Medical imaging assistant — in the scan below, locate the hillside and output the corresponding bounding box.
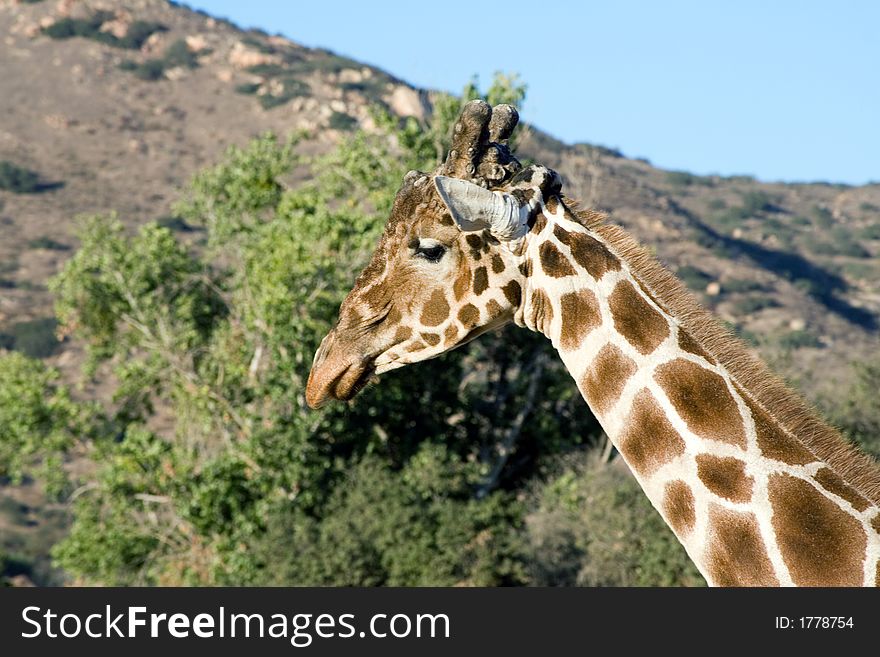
[1,0,879,584]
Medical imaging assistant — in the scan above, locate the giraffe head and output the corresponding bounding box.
[305,100,562,408]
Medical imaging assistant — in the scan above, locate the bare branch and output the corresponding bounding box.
[477,351,548,498]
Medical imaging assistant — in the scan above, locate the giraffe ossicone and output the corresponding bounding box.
[306,100,880,587]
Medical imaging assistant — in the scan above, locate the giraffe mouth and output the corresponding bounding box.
[336,360,376,401]
[306,356,376,408]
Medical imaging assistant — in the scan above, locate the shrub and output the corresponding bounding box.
[711,205,750,230]
[27,237,69,251]
[776,329,821,350]
[43,13,165,49]
[6,318,61,359]
[235,82,261,95]
[676,265,712,292]
[0,161,41,193]
[132,59,166,81]
[258,78,309,109]
[0,352,97,496]
[731,295,779,315]
[328,111,358,131]
[666,171,710,187]
[162,39,199,69]
[240,35,277,55]
[119,20,167,50]
[524,454,704,587]
[120,40,199,82]
[246,63,289,77]
[840,261,876,280]
[254,448,524,586]
[824,357,880,459]
[739,190,776,215]
[804,233,869,258]
[810,205,834,228]
[858,223,880,240]
[339,79,391,105]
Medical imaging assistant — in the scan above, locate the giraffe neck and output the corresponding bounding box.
[514,197,880,586]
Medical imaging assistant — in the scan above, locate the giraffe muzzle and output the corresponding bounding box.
[305,332,376,408]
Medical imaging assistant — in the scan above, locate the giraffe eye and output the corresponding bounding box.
[414,241,446,263]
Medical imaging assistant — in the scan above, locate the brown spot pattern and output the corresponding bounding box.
[663,481,696,537]
[529,288,554,335]
[552,225,621,279]
[420,332,440,346]
[485,299,503,318]
[814,467,871,512]
[539,241,577,278]
[705,504,779,586]
[609,280,669,355]
[872,514,880,535]
[393,326,412,343]
[453,267,472,301]
[419,290,449,326]
[655,358,746,448]
[458,303,479,329]
[678,330,716,364]
[741,392,816,466]
[559,289,601,351]
[419,289,450,327]
[386,306,402,325]
[473,266,489,295]
[696,454,754,503]
[444,324,459,344]
[617,388,686,476]
[491,254,505,274]
[502,280,522,307]
[465,234,483,251]
[768,473,867,586]
[580,344,637,416]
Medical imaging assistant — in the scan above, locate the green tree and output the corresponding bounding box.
[24,73,700,586]
[524,452,704,586]
[0,353,98,497]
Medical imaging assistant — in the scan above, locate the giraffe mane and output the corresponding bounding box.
[562,196,880,506]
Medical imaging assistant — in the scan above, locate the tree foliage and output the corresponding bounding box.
[0,353,97,497]
[824,358,880,460]
[524,454,703,586]
[3,74,702,586]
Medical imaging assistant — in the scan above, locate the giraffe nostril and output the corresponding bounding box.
[311,332,333,369]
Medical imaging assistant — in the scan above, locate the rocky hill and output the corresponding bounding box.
[1,0,879,583]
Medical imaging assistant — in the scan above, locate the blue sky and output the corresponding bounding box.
[189,1,878,185]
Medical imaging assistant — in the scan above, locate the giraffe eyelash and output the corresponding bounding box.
[412,238,447,263]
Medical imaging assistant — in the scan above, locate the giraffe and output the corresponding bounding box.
[305,100,880,586]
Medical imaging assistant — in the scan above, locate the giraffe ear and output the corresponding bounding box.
[433,176,528,240]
